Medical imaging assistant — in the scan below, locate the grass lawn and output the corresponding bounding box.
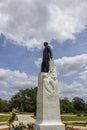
[0,115,10,122]
[61,115,87,121]
[0,113,87,122]
[61,115,87,127]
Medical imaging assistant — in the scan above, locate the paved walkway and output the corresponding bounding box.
[17,114,35,125]
[0,114,9,116]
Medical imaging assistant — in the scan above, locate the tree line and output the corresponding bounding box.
[0,87,87,114]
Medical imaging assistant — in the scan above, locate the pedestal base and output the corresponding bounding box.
[34,121,65,130]
[34,71,65,130]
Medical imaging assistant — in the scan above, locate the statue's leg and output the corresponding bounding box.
[45,59,49,72]
[41,61,45,72]
[41,59,49,72]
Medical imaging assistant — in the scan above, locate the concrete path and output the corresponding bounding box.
[17,114,35,125]
[0,114,9,116]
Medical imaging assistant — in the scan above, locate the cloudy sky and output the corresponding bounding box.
[0,0,87,101]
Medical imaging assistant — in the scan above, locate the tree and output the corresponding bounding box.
[0,98,3,112]
[0,98,11,112]
[85,103,87,113]
[60,97,73,113]
[72,97,85,112]
[10,87,37,112]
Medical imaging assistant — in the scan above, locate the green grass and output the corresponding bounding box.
[61,115,87,121]
[0,115,10,122]
[1,113,87,123]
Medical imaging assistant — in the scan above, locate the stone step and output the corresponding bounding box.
[0,125,9,130]
[67,125,87,130]
[0,122,8,126]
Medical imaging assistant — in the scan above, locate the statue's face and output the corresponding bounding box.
[44,43,46,46]
[44,42,48,46]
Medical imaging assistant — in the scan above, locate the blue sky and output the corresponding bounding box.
[0,0,87,101]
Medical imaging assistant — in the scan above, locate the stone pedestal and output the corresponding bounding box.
[34,60,65,130]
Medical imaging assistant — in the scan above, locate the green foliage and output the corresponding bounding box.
[84,103,87,113]
[60,97,86,114]
[60,97,73,113]
[19,103,24,112]
[72,97,85,112]
[0,98,11,112]
[10,87,37,112]
[8,108,17,125]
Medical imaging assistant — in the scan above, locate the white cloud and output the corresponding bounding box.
[0,69,37,98]
[55,54,87,76]
[79,67,87,82]
[35,58,42,68]
[0,0,87,49]
[59,81,87,101]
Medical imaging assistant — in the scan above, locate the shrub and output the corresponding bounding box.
[83,113,87,116]
[76,113,81,117]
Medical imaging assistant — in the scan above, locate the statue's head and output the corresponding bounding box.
[44,42,48,47]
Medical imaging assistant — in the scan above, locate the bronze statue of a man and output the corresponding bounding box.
[41,42,53,72]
